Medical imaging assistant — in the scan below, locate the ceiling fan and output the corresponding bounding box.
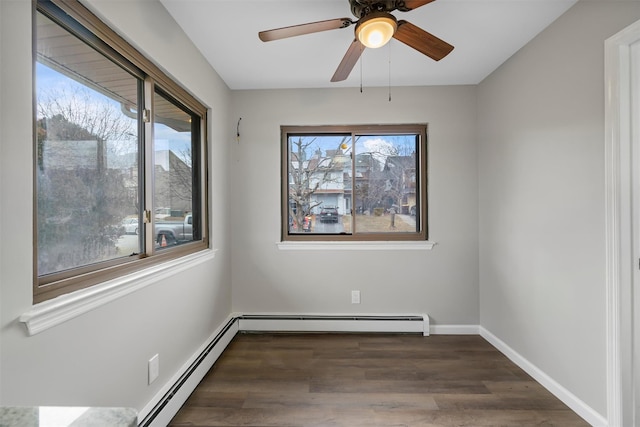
[258,0,454,82]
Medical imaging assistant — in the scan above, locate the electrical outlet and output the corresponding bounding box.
[351,290,361,304]
[148,354,159,385]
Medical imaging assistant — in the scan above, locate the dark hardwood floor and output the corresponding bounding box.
[168,333,590,426]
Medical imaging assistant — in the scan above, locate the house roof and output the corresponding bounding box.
[384,155,416,171]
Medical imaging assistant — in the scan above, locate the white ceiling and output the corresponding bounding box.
[160,0,577,90]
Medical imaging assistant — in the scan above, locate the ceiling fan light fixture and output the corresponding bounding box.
[356,12,397,49]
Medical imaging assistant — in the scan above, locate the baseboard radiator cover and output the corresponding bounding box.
[238,313,430,336]
[138,316,238,427]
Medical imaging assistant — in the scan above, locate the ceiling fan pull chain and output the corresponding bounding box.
[388,41,392,102]
[360,44,363,93]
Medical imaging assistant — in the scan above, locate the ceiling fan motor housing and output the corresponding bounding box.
[350,0,409,18]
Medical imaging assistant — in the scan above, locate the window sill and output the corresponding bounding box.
[19,249,217,336]
[276,241,436,251]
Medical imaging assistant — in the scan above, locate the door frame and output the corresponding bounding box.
[605,18,640,427]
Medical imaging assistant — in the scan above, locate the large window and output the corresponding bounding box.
[282,125,427,241]
[34,0,208,302]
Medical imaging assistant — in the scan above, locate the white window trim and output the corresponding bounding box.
[20,249,217,336]
[276,241,436,251]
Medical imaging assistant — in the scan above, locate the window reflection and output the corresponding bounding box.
[36,11,140,275]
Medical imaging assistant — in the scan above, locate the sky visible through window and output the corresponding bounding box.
[36,62,192,163]
[290,134,416,171]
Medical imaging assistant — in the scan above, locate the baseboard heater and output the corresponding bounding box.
[138,313,428,426]
[138,316,238,427]
[238,314,429,336]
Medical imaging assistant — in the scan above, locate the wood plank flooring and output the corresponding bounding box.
[168,333,590,427]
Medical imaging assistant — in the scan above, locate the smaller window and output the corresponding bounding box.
[281,125,428,241]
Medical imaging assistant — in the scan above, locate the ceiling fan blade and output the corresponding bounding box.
[331,39,365,82]
[399,0,436,11]
[259,18,353,42]
[393,20,454,61]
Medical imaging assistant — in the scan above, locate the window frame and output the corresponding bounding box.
[281,124,428,242]
[32,0,209,303]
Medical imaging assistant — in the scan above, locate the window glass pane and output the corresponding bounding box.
[286,131,421,237]
[153,90,196,248]
[36,11,140,276]
[288,134,351,234]
[353,134,419,234]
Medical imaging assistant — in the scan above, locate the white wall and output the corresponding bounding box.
[478,0,640,417]
[231,86,479,325]
[0,0,233,412]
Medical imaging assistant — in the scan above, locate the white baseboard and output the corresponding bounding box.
[430,324,479,335]
[138,315,238,427]
[237,313,430,336]
[479,326,607,427]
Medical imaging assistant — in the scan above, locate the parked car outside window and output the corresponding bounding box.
[319,206,339,223]
[121,218,138,235]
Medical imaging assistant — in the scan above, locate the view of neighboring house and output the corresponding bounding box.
[154,149,193,215]
[290,147,417,217]
[306,148,349,214]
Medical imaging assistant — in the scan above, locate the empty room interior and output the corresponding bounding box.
[1,0,640,426]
